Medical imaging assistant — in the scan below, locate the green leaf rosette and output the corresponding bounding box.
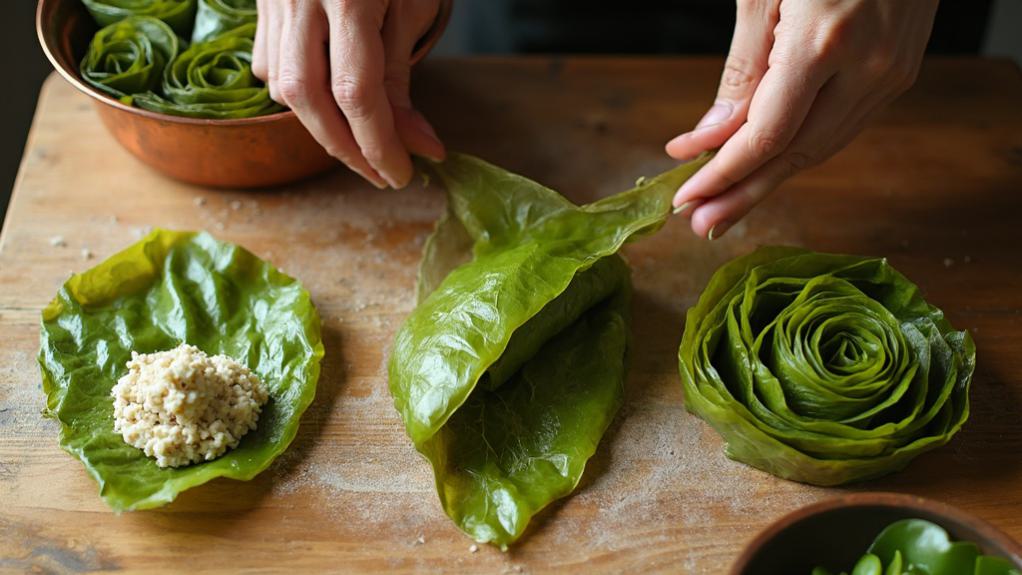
[192,0,257,43]
[39,230,324,511]
[813,519,1021,575]
[134,24,282,119]
[389,153,709,548]
[80,16,179,101]
[679,246,975,486]
[82,0,198,37]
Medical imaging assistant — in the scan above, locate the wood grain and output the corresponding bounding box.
[1,57,1021,574]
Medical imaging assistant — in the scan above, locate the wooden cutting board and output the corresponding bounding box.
[1,57,1021,574]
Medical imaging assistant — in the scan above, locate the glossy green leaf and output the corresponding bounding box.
[80,16,179,102]
[389,153,710,547]
[39,230,324,511]
[192,0,257,43]
[814,519,1021,575]
[679,247,975,485]
[82,0,198,36]
[134,24,283,119]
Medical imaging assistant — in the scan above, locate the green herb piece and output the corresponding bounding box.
[80,16,179,102]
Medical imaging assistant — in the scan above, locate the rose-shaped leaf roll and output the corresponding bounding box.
[82,0,198,36]
[812,519,1020,575]
[134,24,283,119]
[679,247,974,485]
[192,0,257,43]
[39,230,324,510]
[389,153,710,548]
[80,16,179,101]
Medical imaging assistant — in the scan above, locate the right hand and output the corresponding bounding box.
[253,0,447,189]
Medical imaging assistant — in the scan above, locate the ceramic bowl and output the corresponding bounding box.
[731,492,1022,574]
[36,0,451,188]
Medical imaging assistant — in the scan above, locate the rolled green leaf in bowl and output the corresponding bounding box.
[679,247,974,486]
[82,0,198,37]
[39,229,324,510]
[80,15,179,102]
[192,0,257,43]
[134,23,283,119]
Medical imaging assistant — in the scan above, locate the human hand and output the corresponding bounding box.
[253,0,446,189]
[666,0,938,239]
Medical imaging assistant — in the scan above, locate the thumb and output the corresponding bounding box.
[666,0,778,160]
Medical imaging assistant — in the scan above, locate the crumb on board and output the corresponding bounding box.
[230,200,242,211]
[469,544,479,553]
[415,535,425,545]
[194,197,207,207]
[49,235,67,247]
[81,248,93,260]
[943,257,954,268]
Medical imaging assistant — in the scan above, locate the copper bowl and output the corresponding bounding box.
[731,493,1022,574]
[36,0,451,188]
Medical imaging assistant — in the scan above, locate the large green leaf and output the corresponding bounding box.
[389,153,709,547]
[134,24,282,119]
[39,230,324,511]
[679,247,975,485]
[192,0,257,43]
[813,519,1021,574]
[80,16,179,101]
[82,0,198,37]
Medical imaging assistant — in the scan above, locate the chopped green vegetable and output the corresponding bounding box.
[679,247,974,485]
[813,519,1021,575]
[39,230,324,511]
[80,16,179,102]
[389,153,710,548]
[192,0,257,43]
[82,0,197,36]
[134,23,282,119]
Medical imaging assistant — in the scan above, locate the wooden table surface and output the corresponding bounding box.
[1,57,1021,574]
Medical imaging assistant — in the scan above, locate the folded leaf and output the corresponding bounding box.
[680,247,975,485]
[134,24,283,119]
[192,0,257,43]
[39,230,324,511]
[82,0,198,36]
[80,16,179,101]
[389,153,709,547]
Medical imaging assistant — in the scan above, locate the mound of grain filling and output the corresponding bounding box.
[111,343,269,468]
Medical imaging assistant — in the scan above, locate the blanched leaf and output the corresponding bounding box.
[80,16,179,101]
[389,153,709,547]
[39,230,324,511]
[680,247,974,485]
[192,0,257,43]
[82,0,198,36]
[134,24,282,119]
[814,519,1021,575]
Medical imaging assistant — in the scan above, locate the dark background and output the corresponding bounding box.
[3,0,1020,227]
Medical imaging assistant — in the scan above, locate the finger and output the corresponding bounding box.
[673,59,832,209]
[665,0,778,160]
[252,0,268,80]
[265,0,285,104]
[278,3,386,188]
[328,5,413,188]
[382,0,444,161]
[689,72,872,239]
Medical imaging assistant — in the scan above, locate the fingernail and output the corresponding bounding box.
[707,221,731,241]
[411,112,444,161]
[672,200,698,215]
[695,101,733,130]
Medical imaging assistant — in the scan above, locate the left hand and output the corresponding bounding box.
[666,0,939,239]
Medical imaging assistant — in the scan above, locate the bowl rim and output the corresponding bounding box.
[729,491,1022,575]
[36,0,453,127]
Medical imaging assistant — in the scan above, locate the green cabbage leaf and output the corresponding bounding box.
[388,153,709,548]
[80,16,179,102]
[82,0,198,36]
[192,0,257,43]
[39,230,324,511]
[680,247,974,485]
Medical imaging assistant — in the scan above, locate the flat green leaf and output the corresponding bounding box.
[192,0,257,43]
[82,0,198,36]
[80,16,179,101]
[39,230,324,511]
[389,152,709,547]
[134,24,283,119]
[680,247,974,485]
